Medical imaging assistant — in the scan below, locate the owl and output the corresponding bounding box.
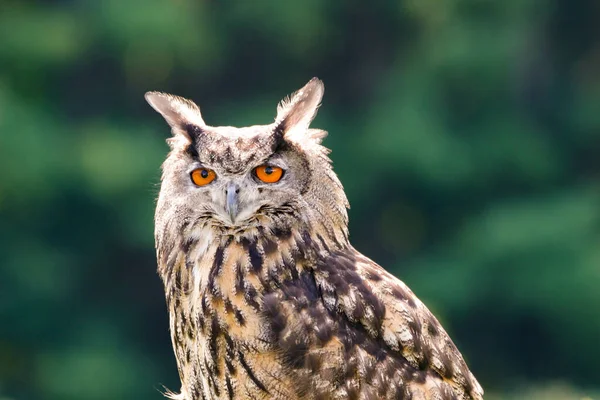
[146,78,484,400]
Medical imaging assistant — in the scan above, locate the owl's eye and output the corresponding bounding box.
[190,168,216,186]
[254,165,284,183]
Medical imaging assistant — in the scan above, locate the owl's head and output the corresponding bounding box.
[147,78,349,241]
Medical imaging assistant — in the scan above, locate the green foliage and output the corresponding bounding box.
[1,0,598,399]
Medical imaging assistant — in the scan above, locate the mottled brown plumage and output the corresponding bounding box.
[146,78,484,400]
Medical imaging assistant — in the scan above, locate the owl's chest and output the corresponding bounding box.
[170,283,302,400]
[163,230,357,399]
[166,244,303,399]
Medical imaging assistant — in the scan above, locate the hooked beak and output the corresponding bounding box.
[225,183,239,223]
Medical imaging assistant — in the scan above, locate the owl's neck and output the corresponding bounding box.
[157,215,349,301]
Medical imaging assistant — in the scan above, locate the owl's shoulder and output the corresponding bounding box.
[312,246,484,400]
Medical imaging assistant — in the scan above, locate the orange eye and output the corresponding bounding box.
[255,165,284,183]
[190,168,216,186]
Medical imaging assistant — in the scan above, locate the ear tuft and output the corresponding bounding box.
[145,92,205,136]
[275,78,324,139]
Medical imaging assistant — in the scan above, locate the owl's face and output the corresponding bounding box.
[147,78,348,234]
[160,124,313,228]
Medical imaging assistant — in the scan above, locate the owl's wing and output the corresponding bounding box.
[313,247,484,400]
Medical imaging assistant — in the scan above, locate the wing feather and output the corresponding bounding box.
[313,247,484,400]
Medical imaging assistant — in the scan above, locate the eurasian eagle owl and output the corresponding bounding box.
[146,78,483,400]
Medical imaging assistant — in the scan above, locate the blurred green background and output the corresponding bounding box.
[1,0,599,399]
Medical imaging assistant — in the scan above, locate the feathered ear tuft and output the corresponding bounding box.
[145,92,205,139]
[275,78,324,141]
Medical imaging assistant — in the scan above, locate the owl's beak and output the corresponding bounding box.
[225,183,240,223]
